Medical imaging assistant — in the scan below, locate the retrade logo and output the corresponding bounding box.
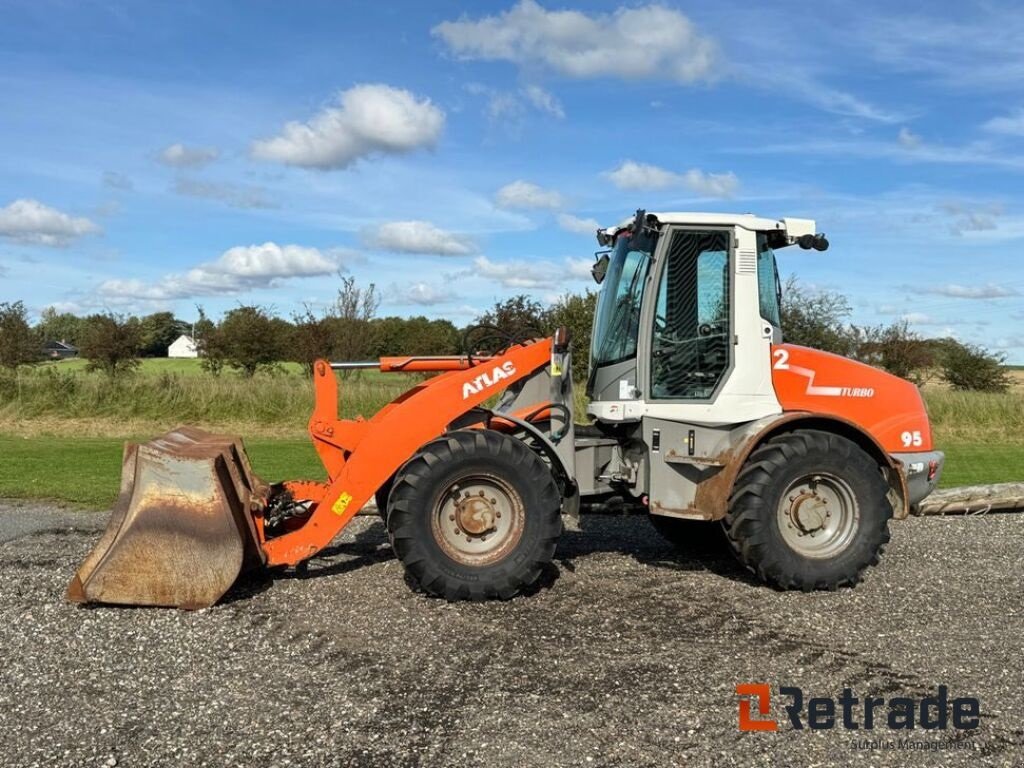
[736,684,979,732]
[737,684,778,731]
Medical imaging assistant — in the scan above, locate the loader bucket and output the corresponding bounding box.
[67,427,267,609]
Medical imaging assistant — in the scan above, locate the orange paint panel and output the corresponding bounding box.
[770,344,933,453]
[262,340,554,566]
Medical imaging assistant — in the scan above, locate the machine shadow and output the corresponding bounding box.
[231,512,758,599]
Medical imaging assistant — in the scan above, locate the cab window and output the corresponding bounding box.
[649,229,730,400]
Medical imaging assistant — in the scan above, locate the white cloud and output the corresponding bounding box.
[467,83,565,127]
[901,312,934,324]
[495,180,564,210]
[983,109,1024,136]
[473,255,591,289]
[606,161,678,190]
[605,161,739,198]
[557,213,599,235]
[522,85,564,119]
[0,199,101,246]
[565,257,595,279]
[364,220,474,256]
[433,1,718,83]
[486,91,523,122]
[937,202,1001,235]
[402,282,454,305]
[898,127,922,149]
[173,178,277,209]
[158,143,220,168]
[251,84,445,170]
[910,283,1019,299]
[474,256,548,289]
[99,242,343,301]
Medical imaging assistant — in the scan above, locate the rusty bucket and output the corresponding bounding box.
[67,427,267,609]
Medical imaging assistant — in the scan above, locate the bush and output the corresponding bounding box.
[201,306,286,378]
[476,295,548,340]
[138,312,189,357]
[79,313,142,377]
[940,342,1011,392]
[0,301,40,370]
[780,276,855,356]
[851,321,935,384]
[545,291,597,381]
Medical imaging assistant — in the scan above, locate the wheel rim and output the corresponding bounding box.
[430,473,525,566]
[776,472,859,559]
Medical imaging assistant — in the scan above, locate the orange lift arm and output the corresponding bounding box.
[263,338,554,566]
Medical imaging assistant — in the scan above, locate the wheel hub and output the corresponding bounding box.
[788,489,829,535]
[431,474,524,566]
[777,473,859,559]
[454,491,498,536]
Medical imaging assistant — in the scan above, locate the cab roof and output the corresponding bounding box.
[602,211,815,239]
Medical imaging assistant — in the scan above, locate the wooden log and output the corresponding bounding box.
[914,483,1024,516]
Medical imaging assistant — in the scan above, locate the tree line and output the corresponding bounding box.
[0,275,1012,391]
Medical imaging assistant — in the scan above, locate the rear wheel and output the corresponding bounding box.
[387,430,562,601]
[723,430,892,590]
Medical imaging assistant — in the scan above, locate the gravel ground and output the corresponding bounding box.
[1,499,1022,768]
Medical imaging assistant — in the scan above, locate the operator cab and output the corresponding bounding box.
[587,210,825,423]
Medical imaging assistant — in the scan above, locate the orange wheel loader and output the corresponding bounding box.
[68,210,944,608]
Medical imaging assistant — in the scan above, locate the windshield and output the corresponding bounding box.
[590,232,654,366]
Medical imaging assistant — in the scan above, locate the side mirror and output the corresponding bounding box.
[797,233,829,251]
[591,253,610,284]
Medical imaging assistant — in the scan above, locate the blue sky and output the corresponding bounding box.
[1,0,1022,360]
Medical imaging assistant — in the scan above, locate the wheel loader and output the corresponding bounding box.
[68,210,944,608]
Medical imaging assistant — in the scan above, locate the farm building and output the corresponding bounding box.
[167,334,198,359]
[43,340,78,359]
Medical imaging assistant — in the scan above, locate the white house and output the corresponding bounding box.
[167,334,198,359]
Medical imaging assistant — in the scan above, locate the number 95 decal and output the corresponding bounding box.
[900,430,923,447]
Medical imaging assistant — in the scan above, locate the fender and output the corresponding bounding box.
[692,411,910,522]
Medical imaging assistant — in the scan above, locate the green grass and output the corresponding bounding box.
[0,359,1020,506]
[40,358,241,376]
[938,444,1023,488]
[0,435,325,509]
[0,364,417,435]
[0,434,1019,510]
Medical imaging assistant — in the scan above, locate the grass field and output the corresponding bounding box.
[0,435,1014,509]
[0,358,1020,508]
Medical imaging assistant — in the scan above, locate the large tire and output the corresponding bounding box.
[374,476,393,524]
[387,429,562,601]
[723,430,892,591]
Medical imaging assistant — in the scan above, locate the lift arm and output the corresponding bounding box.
[262,338,555,566]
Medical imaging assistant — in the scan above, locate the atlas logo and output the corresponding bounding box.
[462,361,517,399]
[737,684,980,732]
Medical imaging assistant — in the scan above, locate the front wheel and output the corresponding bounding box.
[723,430,892,590]
[387,430,562,601]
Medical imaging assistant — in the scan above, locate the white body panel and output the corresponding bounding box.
[588,219,787,426]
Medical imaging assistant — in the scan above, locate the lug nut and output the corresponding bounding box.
[449,514,456,521]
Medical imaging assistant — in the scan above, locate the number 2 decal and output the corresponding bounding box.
[772,348,789,370]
